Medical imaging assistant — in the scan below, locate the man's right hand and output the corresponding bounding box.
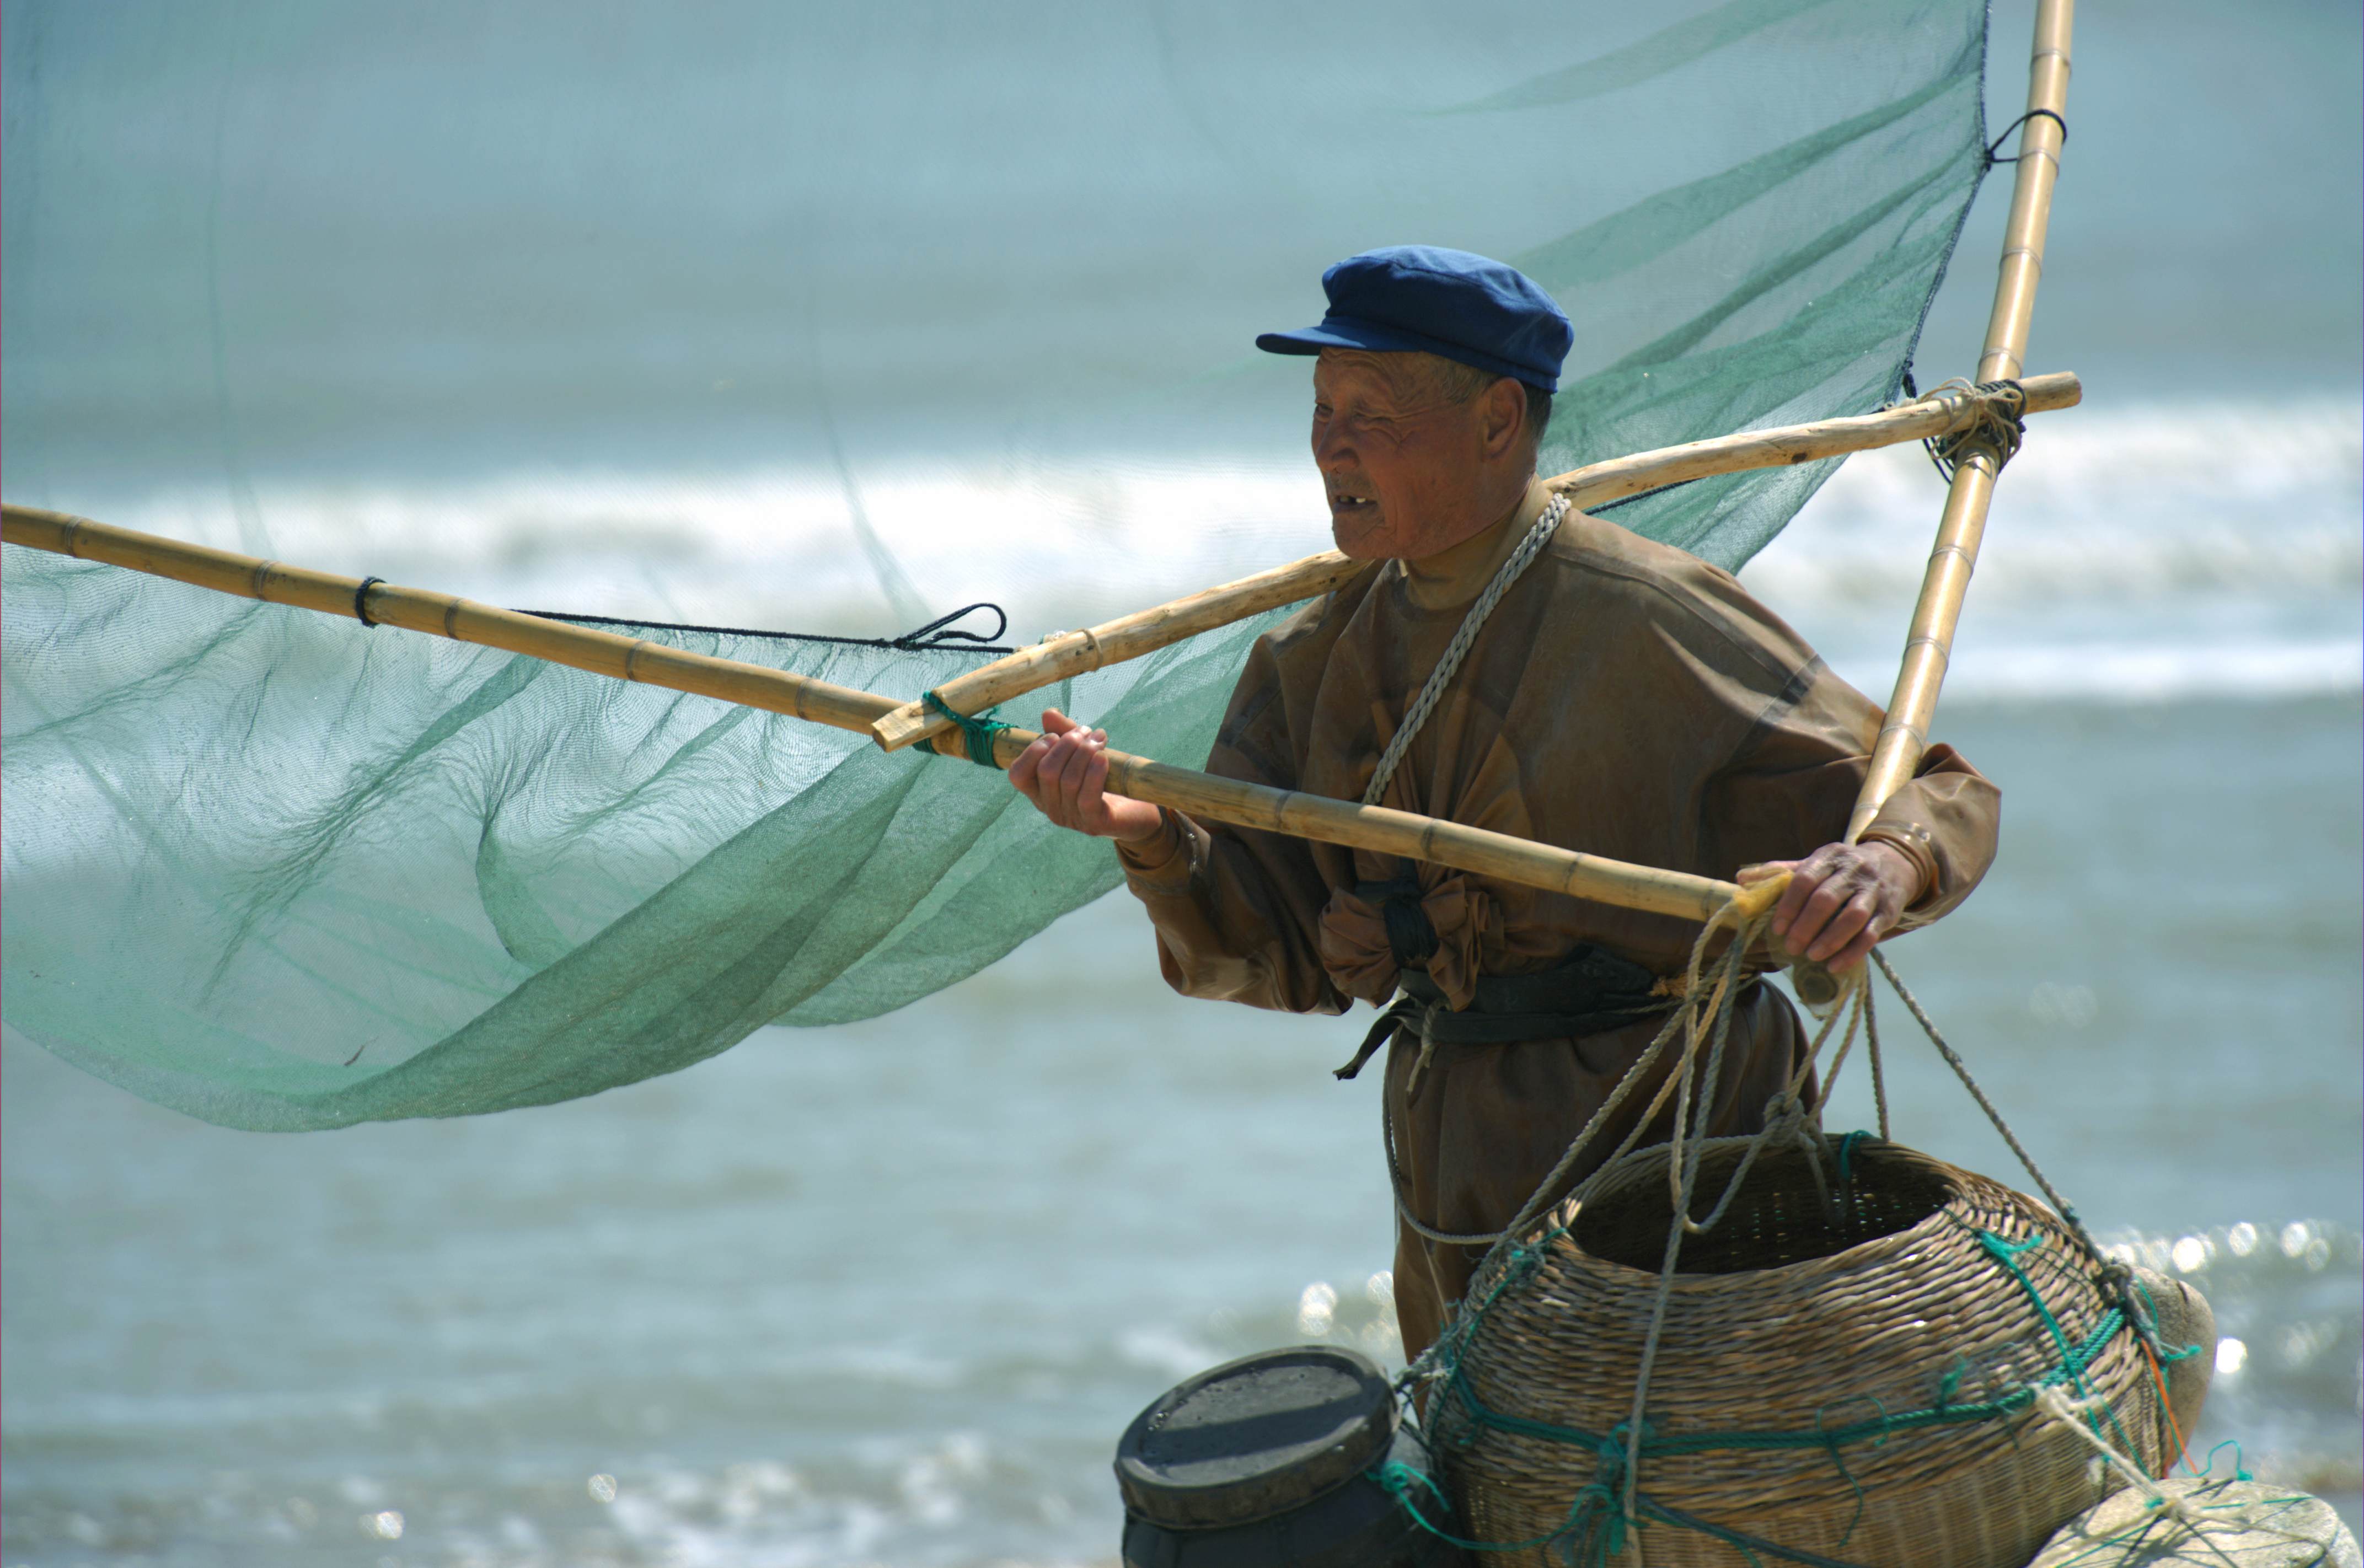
[1008,708,1167,843]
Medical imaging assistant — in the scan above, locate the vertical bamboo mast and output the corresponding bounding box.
[1845,0,2073,843]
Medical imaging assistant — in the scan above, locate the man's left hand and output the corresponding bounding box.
[1741,841,1924,972]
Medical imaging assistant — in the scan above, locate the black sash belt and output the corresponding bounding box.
[1331,943,1677,1082]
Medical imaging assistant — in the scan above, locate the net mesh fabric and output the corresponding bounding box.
[1,0,1990,1129]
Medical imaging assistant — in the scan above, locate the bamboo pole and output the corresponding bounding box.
[869,373,2081,752]
[2,503,1744,924]
[1,505,896,735]
[1843,0,2073,844]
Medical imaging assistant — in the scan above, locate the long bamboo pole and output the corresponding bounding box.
[2,506,898,734]
[1843,0,2073,843]
[870,372,2081,753]
[2,503,1745,924]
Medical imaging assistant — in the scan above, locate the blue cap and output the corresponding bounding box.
[1255,245,1573,393]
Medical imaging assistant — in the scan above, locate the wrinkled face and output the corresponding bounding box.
[1311,351,1494,560]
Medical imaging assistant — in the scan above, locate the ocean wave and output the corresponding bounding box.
[2092,1220,2362,1513]
[1822,633,2363,705]
[5,1228,2349,1565]
[1747,397,2362,608]
[26,398,2361,702]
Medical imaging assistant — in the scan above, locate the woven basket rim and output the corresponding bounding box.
[1534,1135,2000,1290]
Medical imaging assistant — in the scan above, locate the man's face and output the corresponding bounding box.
[1311,351,1492,560]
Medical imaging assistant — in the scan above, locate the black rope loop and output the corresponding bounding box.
[888,600,1007,651]
[507,600,1015,655]
[1985,109,2067,165]
[353,576,386,627]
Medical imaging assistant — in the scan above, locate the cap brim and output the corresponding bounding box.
[1253,315,1558,391]
[1253,320,1438,358]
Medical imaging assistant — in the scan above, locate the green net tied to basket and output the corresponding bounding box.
[1422,1137,2191,1568]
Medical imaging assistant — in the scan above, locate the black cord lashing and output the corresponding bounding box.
[354,576,386,627]
[1897,369,1956,485]
[508,600,1015,655]
[1929,380,2029,484]
[1985,109,2066,166]
[1891,371,1948,487]
[1951,378,2028,475]
[1890,371,2032,486]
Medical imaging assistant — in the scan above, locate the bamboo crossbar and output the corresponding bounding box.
[1845,0,2073,842]
[869,372,2081,752]
[1,503,1743,925]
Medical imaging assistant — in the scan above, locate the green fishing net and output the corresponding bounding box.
[1,0,1992,1129]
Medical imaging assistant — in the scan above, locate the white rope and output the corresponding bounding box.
[1865,983,1892,1141]
[1361,490,1572,807]
[1387,893,1760,1257]
[1618,953,1859,1522]
[1870,951,2084,1241]
[2033,1387,2208,1529]
[1360,488,1582,1248]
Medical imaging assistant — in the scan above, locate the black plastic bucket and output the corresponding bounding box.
[1114,1345,1470,1568]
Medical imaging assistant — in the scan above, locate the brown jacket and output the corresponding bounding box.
[1117,497,2000,1358]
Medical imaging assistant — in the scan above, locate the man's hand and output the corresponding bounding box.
[1008,708,1167,843]
[1741,841,1924,972]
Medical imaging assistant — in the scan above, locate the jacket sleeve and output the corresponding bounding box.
[1697,659,2001,929]
[1114,634,1352,1015]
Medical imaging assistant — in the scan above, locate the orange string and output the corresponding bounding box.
[2143,1340,2197,1478]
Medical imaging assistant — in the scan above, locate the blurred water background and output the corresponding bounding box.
[3,1,2358,1564]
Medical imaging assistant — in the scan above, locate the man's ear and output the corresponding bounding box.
[1480,376,1526,460]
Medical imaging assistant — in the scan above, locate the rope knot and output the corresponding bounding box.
[921,689,1012,767]
[2093,1259,2172,1358]
[1932,378,2028,476]
[1758,1088,1814,1150]
[1903,377,2031,484]
[1559,1424,1641,1560]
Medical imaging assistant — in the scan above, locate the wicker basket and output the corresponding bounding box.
[1430,1137,2168,1568]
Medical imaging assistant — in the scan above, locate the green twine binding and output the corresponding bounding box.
[1396,1223,2139,1563]
[1375,1456,1886,1568]
[1371,1459,1587,1556]
[1972,1228,2144,1459]
[2198,1439,2254,1484]
[2124,1272,2204,1362]
[922,689,1011,767]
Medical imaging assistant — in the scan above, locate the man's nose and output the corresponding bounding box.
[1312,418,1354,467]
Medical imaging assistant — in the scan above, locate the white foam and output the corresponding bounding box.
[45,396,2362,701]
[73,458,1328,642]
[1748,396,2362,612]
[1932,636,2361,704]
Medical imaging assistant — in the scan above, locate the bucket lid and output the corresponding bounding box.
[1114,1345,1398,1530]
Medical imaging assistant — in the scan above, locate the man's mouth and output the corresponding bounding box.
[1328,492,1376,513]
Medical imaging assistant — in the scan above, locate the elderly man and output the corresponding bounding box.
[1009,246,1999,1361]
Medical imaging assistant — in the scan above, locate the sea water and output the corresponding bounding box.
[4,1,2358,1564]
[5,427,2358,1567]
